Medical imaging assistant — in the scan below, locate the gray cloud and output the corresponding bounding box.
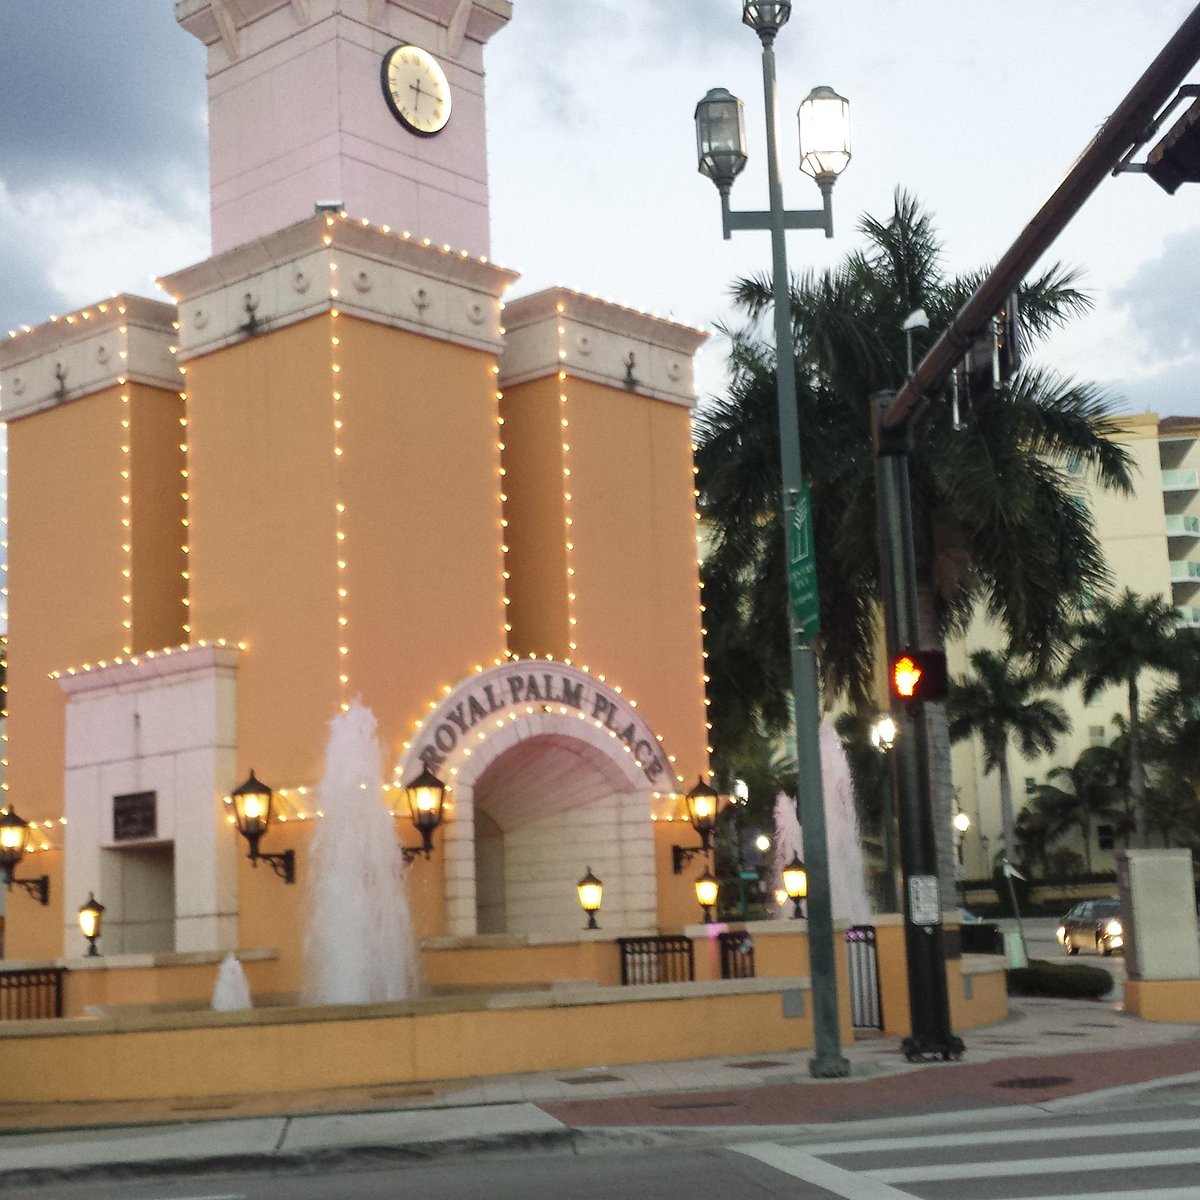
[1112,355,1200,419]
[1113,225,1200,360]
[0,215,70,335]
[0,4,206,201]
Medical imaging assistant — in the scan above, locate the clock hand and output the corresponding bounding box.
[409,76,430,111]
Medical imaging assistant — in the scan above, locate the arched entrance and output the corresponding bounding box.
[398,661,677,936]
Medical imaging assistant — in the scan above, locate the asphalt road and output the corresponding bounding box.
[22,1088,1200,1200]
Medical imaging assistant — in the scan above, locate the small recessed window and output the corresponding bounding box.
[1024,777,1036,795]
[1098,824,1115,851]
[1089,725,1106,745]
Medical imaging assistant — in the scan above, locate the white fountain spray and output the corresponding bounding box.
[302,702,419,1005]
[771,721,872,924]
[211,952,252,1011]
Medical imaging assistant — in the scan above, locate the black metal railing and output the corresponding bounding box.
[718,930,756,980]
[617,936,695,985]
[845,925,883,1030]
[0,967,65,1020]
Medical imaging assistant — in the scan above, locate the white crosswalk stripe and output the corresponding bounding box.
[732,1113,1200,1200]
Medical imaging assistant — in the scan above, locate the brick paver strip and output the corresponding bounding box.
[540,1039,1200,1126]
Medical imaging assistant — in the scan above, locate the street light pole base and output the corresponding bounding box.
[808,1052,851,1079]
[901,1034,965,1063]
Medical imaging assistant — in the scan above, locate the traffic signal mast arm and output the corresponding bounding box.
[883,3,1200,432]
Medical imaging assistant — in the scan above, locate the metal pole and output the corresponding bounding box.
[874,391,963,1062]
[885,2,1200,429]
[759,35,849,1080]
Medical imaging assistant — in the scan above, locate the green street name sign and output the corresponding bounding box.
[786,483,820,641]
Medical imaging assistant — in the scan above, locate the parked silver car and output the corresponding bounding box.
[1056,897,1124,956]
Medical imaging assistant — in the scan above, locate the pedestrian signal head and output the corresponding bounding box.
[889,649,948,704]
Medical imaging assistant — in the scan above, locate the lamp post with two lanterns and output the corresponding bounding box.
[694,0,851,1079]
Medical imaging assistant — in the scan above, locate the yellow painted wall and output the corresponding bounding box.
[498,377,571,658]
[129,390,188,652]
[653,821,709,930]
[1125,978,1200,1022]
[7,389,128,823]
[422,938,621,990]
[0,985,818,1104]
[334,317,508,760]
[183,318,342,788]
[1,849,62,959]
[563,380,709,784]
[5,382,184,961]
[183,315,507,790]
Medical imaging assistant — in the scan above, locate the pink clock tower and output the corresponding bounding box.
[176,0,512,257]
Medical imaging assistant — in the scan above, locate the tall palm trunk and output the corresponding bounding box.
[997,751,1015,864]
[1127,674,1147,848]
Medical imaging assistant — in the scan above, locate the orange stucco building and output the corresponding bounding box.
[0,0,712,980]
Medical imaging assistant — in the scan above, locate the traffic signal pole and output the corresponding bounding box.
[874,392,963,1062]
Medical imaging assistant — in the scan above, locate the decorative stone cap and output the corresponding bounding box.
[499,287,709,409]
[55,640,244,697]
[0,296,179,422]
[159,213,520,360]
[176,0,512,62]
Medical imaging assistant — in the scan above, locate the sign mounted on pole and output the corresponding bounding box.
[786,483,820,641]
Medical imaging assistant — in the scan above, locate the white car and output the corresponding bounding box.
[1056,898,1124,956]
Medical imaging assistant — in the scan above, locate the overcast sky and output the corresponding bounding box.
[1,1,1199,416]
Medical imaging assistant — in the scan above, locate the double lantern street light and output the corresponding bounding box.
[694,0,852,1079]
[227,763,449,883]
[672,778,730,925]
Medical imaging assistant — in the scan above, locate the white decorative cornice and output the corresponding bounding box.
[176,0,511,54]
[498,287,709,409]
[56,641,244,697]
[159,213,520,361]
[0,296,179,423]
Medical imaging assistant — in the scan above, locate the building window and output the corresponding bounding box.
[1098,824,1115,852]
[1024,777,1036,795]
[1089,725,1106,746]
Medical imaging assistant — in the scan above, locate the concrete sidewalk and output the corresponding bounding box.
[2,994,1200,1188]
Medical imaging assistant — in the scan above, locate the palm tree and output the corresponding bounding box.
[1061,590,1181,846]
[1031,745,1124,873]
[947,649,1070,861]
[696,192,1133,890]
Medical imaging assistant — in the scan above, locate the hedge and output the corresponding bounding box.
[1006,959,1114,999]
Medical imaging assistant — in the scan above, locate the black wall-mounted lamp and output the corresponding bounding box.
[229,770,296,884]
[0,807,50,905]
[671,777,724,874]
[397,764,446,863]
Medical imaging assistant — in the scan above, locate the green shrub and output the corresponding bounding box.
[1006,959,1114,999]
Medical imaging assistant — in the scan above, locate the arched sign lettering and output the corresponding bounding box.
[414,662,670,786]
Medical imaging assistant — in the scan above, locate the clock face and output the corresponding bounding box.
[381,44,452,136]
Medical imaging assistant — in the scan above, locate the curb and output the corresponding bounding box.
[0,1125,677,1193]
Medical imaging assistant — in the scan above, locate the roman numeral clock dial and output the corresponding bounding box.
[381,44,453,136]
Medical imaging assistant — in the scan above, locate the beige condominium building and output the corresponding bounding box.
[950,411,1200,879]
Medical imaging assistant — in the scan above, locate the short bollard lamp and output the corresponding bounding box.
[577,867,603,930]
[78,893,105,956]
[695,869,720,924]
[400,764,446,863]
[783,854,808,918]
[672,777,724,873]
[229,770,296,884]
[0,807,50,905]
